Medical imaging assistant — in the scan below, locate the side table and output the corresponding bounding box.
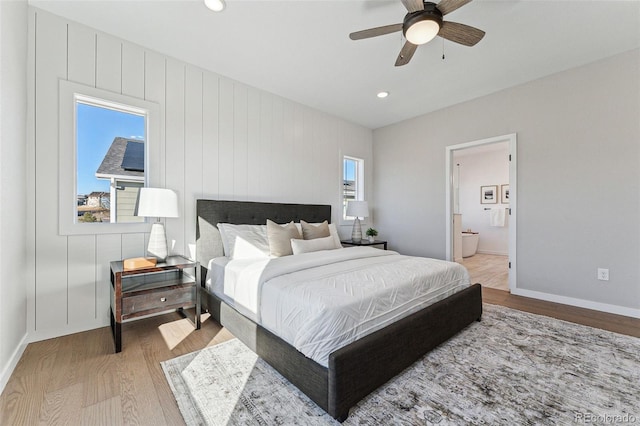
[340,239,388,250]
[109,255,200,353]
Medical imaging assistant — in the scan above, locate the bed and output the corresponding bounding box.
[196,199,483,421]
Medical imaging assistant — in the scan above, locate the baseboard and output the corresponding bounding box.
[0,333,28,395]
[511,288,640,319]
[27,318,110,344]
[26,308,179,344]
[477,250,508,256]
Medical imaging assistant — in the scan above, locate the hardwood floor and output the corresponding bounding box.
[462,253,509,291]
[0,311,233,426]
[2,294,639,425]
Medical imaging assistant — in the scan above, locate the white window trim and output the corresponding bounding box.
[58,80,160,235]
[340,155,366,225]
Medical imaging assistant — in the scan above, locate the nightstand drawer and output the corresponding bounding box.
[122,286,195,317]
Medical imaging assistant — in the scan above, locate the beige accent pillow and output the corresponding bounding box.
[266,219,302,257]
[291,235,336,255]
[294,221,342,248]
[300,220,330,240]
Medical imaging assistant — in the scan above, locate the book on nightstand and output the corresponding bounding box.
[123,257,157,270]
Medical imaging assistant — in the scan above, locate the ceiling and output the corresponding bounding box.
[30,0,640,129]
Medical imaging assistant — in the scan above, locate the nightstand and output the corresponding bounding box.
[109,255,200,353]
[341,239,388,250]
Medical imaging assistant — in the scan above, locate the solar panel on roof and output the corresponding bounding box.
[121,141,144,172]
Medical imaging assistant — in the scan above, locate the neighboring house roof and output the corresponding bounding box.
[95,137,145,181]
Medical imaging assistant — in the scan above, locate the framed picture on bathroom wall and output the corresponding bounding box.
[501,184,510,204]
[480,185,498,204]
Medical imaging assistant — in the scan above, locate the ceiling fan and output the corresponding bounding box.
[349,0,485,66]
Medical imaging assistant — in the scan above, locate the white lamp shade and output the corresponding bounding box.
[346,200,369,218]
[135,188,179,218]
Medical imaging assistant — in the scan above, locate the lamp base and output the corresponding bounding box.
[351,217,363,242]
[147,222,168,262]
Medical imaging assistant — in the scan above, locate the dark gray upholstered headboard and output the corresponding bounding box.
[196,199,332,277]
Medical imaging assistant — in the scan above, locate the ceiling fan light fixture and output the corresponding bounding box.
[204,0,226,12]
[405,19,440,45]
[404,12,442,45]
[349,0,482,66]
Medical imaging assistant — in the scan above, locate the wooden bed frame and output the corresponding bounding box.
[195,199,483,421]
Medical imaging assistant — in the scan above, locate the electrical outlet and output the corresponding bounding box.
[597,268,609,281]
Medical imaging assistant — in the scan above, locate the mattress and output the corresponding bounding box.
[206,247,470,367]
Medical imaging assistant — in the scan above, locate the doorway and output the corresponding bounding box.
[445,134,517,292]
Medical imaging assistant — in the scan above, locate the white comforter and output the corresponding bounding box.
[217,247,470,367]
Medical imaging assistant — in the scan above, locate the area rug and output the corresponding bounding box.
[161,304,640,425]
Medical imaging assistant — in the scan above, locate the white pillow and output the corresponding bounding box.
[291,235,337,255]
[328,223,343,249]
[216,223,270,259]
[295,222,342,249]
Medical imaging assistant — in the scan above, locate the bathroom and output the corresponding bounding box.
[453,142,510,291]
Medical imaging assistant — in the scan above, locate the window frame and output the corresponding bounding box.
[58,80,160,235]
[341,155,365,223]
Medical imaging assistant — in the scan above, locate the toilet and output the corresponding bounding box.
[461,232,479,257]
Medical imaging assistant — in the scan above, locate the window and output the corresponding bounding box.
[77,100,146,224]
[59,80,160,235]
[343,156,364,220]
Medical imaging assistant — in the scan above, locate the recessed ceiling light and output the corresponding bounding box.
[377,91,389,99]
[204,0,226,12]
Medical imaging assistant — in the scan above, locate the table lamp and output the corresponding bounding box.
[135,188,179,261]
[346,200,369,242]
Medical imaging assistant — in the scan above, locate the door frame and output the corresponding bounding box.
[445,133,517,291]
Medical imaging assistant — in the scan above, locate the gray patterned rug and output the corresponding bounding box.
[161,304,640,425]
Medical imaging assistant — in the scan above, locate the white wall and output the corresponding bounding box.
[373,49,640,317]
[455,145,509,255]
[27,8,373,342]
[0,0,29,392]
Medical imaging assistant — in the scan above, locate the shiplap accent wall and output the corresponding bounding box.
[28,9,373,342]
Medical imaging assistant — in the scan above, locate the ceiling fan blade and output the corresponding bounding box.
[400,0,424,13]
[350,23,403,40]
[436,0,472,15]
[438,21,485,46]
[395,41,418,66]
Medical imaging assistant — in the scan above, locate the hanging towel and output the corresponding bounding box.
[490,209,505,227]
